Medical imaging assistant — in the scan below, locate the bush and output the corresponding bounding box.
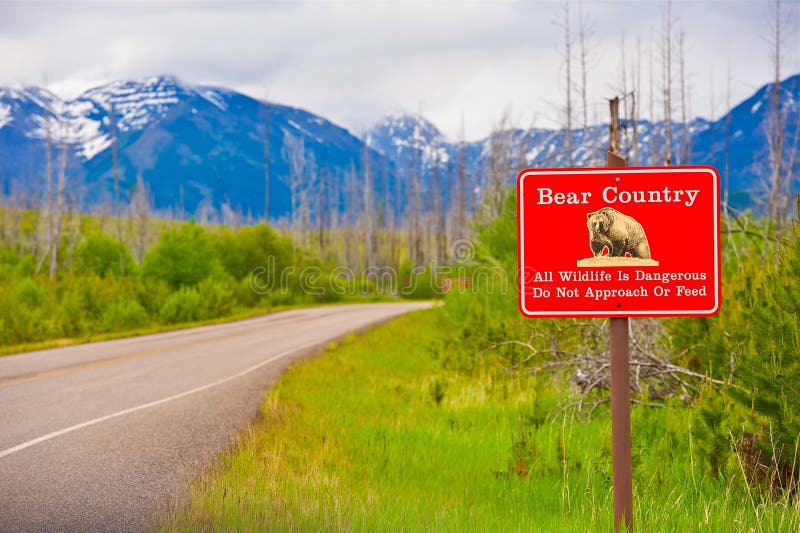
[0,288,31,345]
[102,300,150,332]
[309,273,346,303]
[73,233,136,278]
[136,279,172,317]
[158,277,235,324]
[196,277,235,319]
[233,277,259,307]
[216,224,293,281]
[728,222,800,482]
[142,224,221,288]
[159,287,203,324]
[400,268,440,300]
[15,277,46,307]
[675,219,800,490]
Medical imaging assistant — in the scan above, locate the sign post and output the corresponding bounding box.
[607,149,632,533]
[516,159,720,532]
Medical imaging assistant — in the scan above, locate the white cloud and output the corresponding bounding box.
[0,1,797,141]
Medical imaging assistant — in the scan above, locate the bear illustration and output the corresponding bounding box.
[586,207,651,259]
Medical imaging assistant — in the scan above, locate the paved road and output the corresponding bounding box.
[0,302,431,532]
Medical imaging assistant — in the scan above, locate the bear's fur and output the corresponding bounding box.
[586,207,651,259]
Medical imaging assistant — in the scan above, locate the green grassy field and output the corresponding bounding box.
[157,308,799,532]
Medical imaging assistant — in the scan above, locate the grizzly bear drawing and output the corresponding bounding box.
[586,207,651,259]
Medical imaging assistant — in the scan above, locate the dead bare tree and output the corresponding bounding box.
[766,0,786,233]
[130,173,151,264]
[263,95,271,223]
[49,120,67,280]
[362,146,375,268]
[109,100,125,276]
[560,1,574,165]
[678,27,690,164]
[455,115,467,243]
[328,167,342,262]
[722,65,743,260]
[487,113,512,218]
[65,190,81,270]
[648,31,660,165]
[391,155,403,271]
[484,318,732,421]
[724,65,732,213]
[408,128,423,266]
[577,0,593,138]
[318,165,327,256]
[431,139,445,264]
[620,30,632,161]
[34,110,54,276]
[379,157,394,270]
[344,162,359,269]
[661,0,674,166]
[281,130,306,255]
[301,152,316,251]
[3,181,22,249]
[633,35,642,165]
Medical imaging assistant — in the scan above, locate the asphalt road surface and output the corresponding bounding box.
[0,302,432,532]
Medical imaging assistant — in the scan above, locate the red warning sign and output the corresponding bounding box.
[517,166,721,317]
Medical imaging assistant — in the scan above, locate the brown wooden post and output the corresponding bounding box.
[607,145,633,532]
[608,100,623,164]
[610,315,633,532]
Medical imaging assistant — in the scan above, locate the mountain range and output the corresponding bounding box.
[0,74,798,221]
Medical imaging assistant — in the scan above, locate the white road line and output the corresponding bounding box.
[0,339,325,460]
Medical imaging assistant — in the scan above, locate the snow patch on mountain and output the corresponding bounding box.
[287,119,322,143]
[195,88,227,111]
[0,103,11,130]
[83,76,181,132]
[366,112,451,166]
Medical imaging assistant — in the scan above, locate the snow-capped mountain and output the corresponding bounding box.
[0,74,797,221]
[365,112,449,164]
[365,74,800,212]
[0,76,384,220]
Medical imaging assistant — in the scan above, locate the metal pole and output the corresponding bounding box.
[607,148,633,532]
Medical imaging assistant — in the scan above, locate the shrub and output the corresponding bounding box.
[216,224,293,282]
[73,233,136,278]
[309,273,346,303]
[142,224,221,288]
[159,287,203,324]
[400,268,439,300]
[196,277,235,319]
[102,300,150,332]
[15,277,46,307]
[0,288,30,345]
[727,222,800,485]
[136,279,173,317]
[233,277,259,307]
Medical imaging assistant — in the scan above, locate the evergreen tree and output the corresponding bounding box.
[730,220,800,487]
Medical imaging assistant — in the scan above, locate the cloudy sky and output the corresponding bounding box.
[0,1,797,140]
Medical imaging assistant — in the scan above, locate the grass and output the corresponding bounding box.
[0,300,368,358]
[158,308,800,532]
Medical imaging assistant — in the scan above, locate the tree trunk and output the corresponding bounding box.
[662,1,674,166]
[768,0,784,232]
[563,1,574,165]
[263,99,270,222]
[49,133,67,280]
[111,101,125,276]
